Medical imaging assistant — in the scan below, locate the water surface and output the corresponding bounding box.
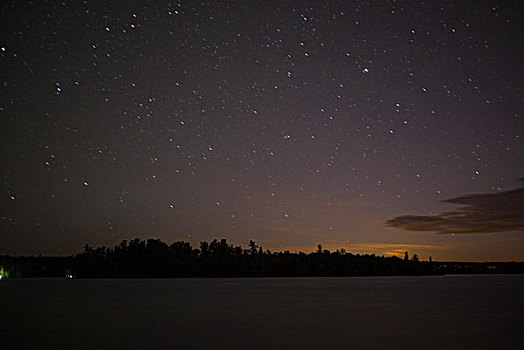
[1,275,523,349]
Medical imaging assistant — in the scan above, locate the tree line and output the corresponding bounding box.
[1,238,523,278]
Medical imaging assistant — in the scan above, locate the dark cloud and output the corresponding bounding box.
[385,183,524,234]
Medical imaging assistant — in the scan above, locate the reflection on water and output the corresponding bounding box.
[1,275,523,349]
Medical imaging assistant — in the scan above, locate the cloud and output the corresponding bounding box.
[385,182,524,234]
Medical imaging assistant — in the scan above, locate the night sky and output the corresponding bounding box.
[2,1,523,261]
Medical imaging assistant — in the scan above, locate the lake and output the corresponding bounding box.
[1,275,523,349]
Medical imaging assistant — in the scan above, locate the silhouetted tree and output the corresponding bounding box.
[200,241,209,257]
[249,240,258,255]
[4,237,523,278]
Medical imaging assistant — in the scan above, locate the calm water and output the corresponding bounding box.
[1,275,523,349]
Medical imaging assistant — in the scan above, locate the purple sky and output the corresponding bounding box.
[2,1,523,260]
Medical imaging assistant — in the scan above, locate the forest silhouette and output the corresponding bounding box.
[1,238,523,278]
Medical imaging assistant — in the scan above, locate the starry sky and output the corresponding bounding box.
[2,1,523,261]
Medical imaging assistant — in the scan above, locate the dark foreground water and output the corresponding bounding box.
[1,275,523,349]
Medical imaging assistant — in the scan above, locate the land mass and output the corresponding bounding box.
[1,238,523,278]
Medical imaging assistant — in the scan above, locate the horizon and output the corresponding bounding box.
[2,236,524,263]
